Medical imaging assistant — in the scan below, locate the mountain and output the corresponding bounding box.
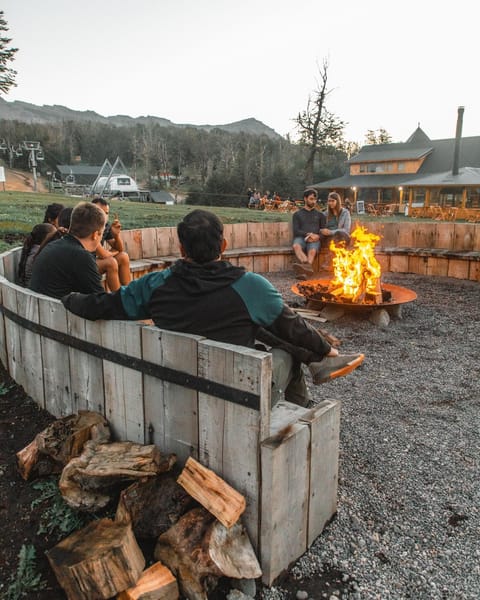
[0,98,282,139]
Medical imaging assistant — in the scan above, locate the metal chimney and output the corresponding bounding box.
[452,106,464,176]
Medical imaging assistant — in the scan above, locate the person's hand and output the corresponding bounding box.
[327,347,339,357]
[110,218,121,237]
[320,228,331,236]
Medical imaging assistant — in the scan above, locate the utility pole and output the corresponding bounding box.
[22,141,44,192]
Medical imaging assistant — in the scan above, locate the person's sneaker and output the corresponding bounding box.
[308,353,365,384]
[293,262,314,278]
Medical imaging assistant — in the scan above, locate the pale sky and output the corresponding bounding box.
[3,0,479,144]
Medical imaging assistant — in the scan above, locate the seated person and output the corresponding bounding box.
[320,192,352,269]
[17,223,56,287]
[91,197,131,291]
[292,188,326,278]
[29,202,106,299]
[320,192,351,245]
[62,209,365,407]
[43,203,65,228]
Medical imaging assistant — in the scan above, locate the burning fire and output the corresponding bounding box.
[329,225,382,304]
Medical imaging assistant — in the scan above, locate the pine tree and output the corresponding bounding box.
[0,11,18,95]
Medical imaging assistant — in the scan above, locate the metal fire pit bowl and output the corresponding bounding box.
[291,279,417,312]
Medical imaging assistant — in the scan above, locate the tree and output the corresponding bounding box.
[294,59,346,185]
[0,11,18,95]
[364,128,392,145]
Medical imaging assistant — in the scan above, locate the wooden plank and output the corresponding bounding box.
[1,283,24,388]
[268,253,289,272]
[277,221,292,246]
[0,278,7,369]
[101,320,144,442]
[197,339,271,551]
[231,223,248,249]
[260,422,310,585]
[397,222,416,247]
[408,255,428,275]
[0,247,21,282]
[300,400,340,546]
[247,222,264,247]
[469,260,480,282]
[378,222,398,247]
[157,226,179,257]
[16,289,45,408]
[237,255,254,272]
[453,223,474,251]
[375,253,390,273]
[253,255,269,273]
[222,224,234,250]
[142,327,200,463]
[66,312,105,414]
[435,223,454,249]
[473,225,480,251]
[414,223,436,248]
[263,222,280,247]
[426,256,449,277]
[447,258,470,279]
[37,295,72,417]
[123,229,143,260]
[389,255,409,273]
[141,228,158,259]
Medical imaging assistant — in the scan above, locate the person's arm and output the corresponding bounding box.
[106,218,124,253]
[337,208,351,234]
[62,269,169,320]
[74,253,106,294]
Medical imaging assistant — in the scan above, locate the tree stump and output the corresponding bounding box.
[16,410,110,480]
[117,562,179,600]
[116,473,195,539]
[47,518,145,600]
[154,507,261,600]
[59,440,176,511]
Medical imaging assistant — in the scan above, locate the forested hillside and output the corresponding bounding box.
[0,117,348,205]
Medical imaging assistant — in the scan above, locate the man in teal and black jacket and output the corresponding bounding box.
[62,209,364,406]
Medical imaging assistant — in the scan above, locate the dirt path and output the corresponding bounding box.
[2,167,48,193]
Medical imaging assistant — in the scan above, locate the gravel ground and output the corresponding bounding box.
[260,271,480,600]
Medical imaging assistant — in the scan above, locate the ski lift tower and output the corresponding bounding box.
[22,141,44,192]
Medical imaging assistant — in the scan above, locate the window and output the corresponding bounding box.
[397,162,405,171]
[117,177,131,186]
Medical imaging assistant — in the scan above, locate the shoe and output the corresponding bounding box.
[293,262,314,279]
[308,353,365,384]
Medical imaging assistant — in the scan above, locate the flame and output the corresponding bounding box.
[329,225,382,303]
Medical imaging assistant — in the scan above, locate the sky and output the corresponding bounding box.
[2,0,479,145]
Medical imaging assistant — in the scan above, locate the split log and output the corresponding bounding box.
[59,440,176,511]
[47,518,145,600]
[116,473,195,539]
[177,456,245,528]
[154,507,261,600]
[117,562,179,600]
[16,410,110,480]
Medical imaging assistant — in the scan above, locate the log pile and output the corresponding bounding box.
[18,412,261,600]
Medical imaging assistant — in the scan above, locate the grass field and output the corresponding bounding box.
[0,191,411,252]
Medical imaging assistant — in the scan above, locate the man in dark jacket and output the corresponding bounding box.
[62,210,364,406]
[29,202,106,299]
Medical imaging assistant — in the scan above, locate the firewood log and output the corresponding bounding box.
[177,457,245,528]
[59,440,176,511]
[47,518,145,600]
[16,410,110,480]
[154,507,261,600]
[116,473,195,539]
[117,562,179,600]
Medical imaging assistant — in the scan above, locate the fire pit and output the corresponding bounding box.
[292,225,417,319]
[292,278,417,312]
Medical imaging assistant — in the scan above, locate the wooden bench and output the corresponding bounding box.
[0,245,340,585]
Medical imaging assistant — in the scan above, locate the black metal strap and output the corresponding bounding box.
[0,304,260,410]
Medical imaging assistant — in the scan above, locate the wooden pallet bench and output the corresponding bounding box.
[0,245,340,585]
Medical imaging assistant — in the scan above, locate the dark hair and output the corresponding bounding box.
[327,192,342,216]
[57,207,74,230]
[91,196,109,207]
[303,188,318,199]
[17,223,56,285]
[177,209,223,264]
[69,202,106,239]
[43,203,65,225]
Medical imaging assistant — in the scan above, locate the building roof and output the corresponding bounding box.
[401,166,480,187]
[315,128,480,189]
